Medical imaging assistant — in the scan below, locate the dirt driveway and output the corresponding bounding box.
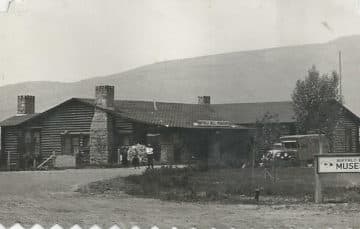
[0,168,359,228]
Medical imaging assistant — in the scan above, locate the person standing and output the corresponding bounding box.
[121,146,128,167]
[146,144,154,169]
[132,153,140,169]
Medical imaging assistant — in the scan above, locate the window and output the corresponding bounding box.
[80,135,90,149]
[345,128,353,152]
[24,130,41,156]
[24,131,32,154]
[72,136,80,155]
[33,131,41,155]
[283,141,298,150]
[61,134,89,155]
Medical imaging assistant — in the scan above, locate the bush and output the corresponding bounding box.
[82,166,360,204]
[124,166,195,198]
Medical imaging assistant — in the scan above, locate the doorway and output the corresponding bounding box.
[146,133,161,161]
[21,129,41,169]
[61,134,90,166]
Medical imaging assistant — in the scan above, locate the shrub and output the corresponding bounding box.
[84,166,360,204]
[124,166,196,198]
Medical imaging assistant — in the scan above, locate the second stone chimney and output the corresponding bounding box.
[95,85,114,110]
[17,95,35,115]
[198,96,211,105]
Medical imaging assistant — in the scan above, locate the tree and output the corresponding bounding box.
[252,112,282,162]
[291,65,342,151]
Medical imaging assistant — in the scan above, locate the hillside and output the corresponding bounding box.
[1,35,360,121]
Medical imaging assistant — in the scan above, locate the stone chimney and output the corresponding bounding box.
[95,85,114,110]
[17,95,35,115]
[89,85,115,165]
[198,96,211,105]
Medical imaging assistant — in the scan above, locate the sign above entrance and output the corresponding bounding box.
[193,120,234,127]
[317,154,360,173]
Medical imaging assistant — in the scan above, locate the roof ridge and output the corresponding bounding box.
[76,97,201,105]
[75,97,294,106]
[212,100,293,105]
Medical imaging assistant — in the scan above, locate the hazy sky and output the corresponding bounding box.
[1,0,360,86]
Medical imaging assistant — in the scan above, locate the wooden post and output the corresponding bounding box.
[319,136,324,155]
[314,135,323,203]
[314,156,322,203]
[7,151,10,170]
[251,146,255,187]
[273,159,278,183]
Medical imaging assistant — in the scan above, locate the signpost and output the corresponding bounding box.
[314,153,360,203]
[317,155,360,173]
[314,137,323,203]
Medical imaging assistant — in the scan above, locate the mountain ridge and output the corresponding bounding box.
[1,35,360,122]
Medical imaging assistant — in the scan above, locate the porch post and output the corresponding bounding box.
[208,131,221,166]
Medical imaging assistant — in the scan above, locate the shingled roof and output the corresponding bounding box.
[1,98,358,129]
[77,98,247,129]
[0,113,40,127]
[0,98,250,129]
[212,101,296,124]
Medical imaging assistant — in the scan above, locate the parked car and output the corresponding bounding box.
[261,133,328,167]
[260,143,297,167]
[280,134,329,165]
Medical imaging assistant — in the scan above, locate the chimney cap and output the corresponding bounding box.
[18,95,35,98]
[95,85,114,90]
[95,85,115,110]
[17,95,35,115]
[198,96,211,105]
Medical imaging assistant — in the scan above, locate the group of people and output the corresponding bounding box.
[119,143,154,169]
[131,144,154,169]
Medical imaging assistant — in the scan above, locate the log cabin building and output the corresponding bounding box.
[0,85,359,169]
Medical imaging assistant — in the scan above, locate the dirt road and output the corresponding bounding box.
[0,168,359,228]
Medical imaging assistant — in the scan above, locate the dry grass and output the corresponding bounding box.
[1,167,360,227]
[82,166,360,204]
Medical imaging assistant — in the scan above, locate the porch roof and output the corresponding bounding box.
[0,113,40,127]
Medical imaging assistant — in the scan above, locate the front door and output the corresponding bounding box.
[22,129,41,169]
[61,134,89,166]
[63,135,72,155]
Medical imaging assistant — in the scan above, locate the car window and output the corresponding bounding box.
[283,141,298,149]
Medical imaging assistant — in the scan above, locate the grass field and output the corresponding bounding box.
[84,166,360,203]
[1,167,360,228]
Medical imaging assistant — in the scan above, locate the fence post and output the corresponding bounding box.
[314,135,323,203]
[7,151,10,170]
[273,159,277,183]
[251,146,256,188]
[319,135,324,155]
[314,156,322,203]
